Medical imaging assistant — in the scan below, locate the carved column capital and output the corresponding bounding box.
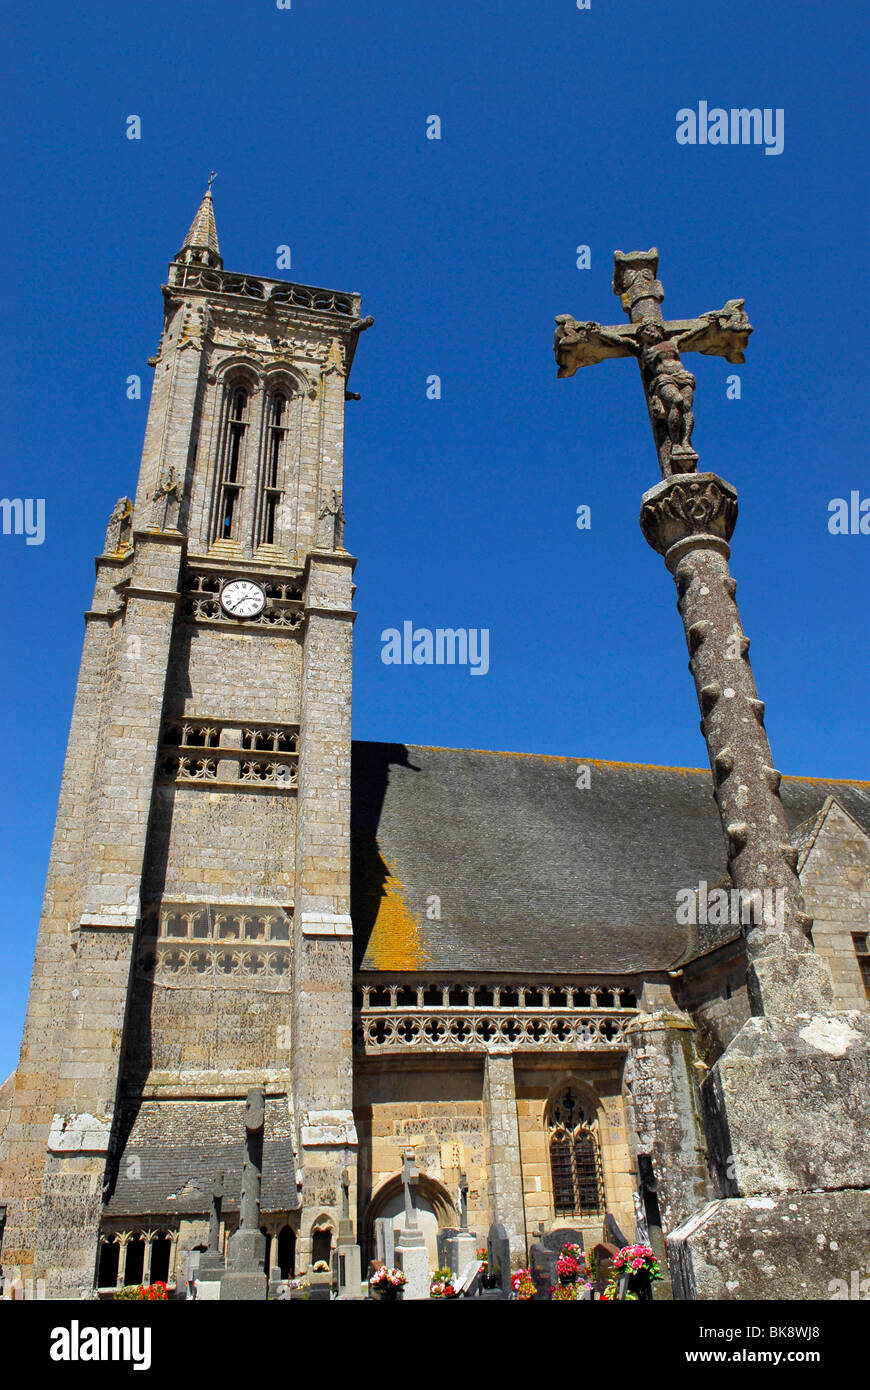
[640,472,738,558]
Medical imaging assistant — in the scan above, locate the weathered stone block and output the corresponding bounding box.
[668,1191,870,1300]
[703,1011,870,1195]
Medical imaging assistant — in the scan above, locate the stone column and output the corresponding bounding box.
[641,480,829,1015]
[482,1050,526,1259]
[641,475,870,1299]
[622,983,711,1234]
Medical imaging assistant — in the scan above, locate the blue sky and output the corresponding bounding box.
[1,0,867,1077]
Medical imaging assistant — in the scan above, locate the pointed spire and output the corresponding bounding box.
[176,174,223,269]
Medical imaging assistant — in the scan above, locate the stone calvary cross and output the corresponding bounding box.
[554,249,831,1020]
[554,252,870,1304]
[554,249,751,479]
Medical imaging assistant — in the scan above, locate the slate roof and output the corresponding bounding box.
[104,1097,298,1218]
[350,742,870,975]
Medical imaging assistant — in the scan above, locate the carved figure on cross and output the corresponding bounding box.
[554,249,752,479]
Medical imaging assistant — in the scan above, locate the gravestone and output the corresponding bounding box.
[220,1089,268,1301]
[589,1242,619,1297]
[454,1256,483,1298]
[374,1216,395,1268]
[197,1166,226,1300]
[529,1241,556,1300]
[436,1227,460,1270]
[541,1226,585,1256]
[604,1213,629,1249]
[335,1167,363,1300]
[478,1221,510,1300]
[443,1168,478,1274]
[394,1148,430,1300]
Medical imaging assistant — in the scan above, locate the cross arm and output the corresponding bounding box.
[554,299,752,377]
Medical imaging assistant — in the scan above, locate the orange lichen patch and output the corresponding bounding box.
[367,861,432,971]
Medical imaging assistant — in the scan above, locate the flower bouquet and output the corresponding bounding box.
[430,1267,459,1299]
[113,1281,168,1301]
[370,1266,407,1299]
[603,1244,662,1300]
[511,1267,536,1300]
[556,1253,581,1285]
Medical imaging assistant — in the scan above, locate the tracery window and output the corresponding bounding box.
[547,1086,606,1216]
[214,384,250,541]
[258,390,288,547]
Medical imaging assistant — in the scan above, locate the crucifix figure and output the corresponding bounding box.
[553,250,829,1022]
[458,1170,469,1233]
[554,249,751,477]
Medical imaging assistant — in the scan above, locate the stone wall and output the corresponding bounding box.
[142,787,297,903]
[353,1054,637,1263]
[515,1059,635,1247]
[798,798,870,1011]
[355,1062,488,1243]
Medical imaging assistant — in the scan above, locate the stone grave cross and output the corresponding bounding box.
[395,1147,428,1297]
[400,1147,423,1241]
[220,1087,268,1300]
[458,1169,469,1232]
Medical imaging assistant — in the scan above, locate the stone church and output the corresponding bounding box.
[0,187,868,1299]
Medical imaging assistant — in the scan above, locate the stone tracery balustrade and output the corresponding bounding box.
[156,715,299,791]
[352,978,638,1054]
[354,1010,634,1054]
[353,980,638,1011]
[136,902,293,989]
[168,263,358,317]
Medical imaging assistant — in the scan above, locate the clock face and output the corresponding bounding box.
[219,578,267,619]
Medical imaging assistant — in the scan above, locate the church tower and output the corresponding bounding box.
[0,184,370,1296]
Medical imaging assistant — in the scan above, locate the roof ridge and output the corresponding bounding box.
[352,740,870,785]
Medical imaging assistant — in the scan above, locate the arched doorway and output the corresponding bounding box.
[365,1174,458,1270]
[275,1225,295,1279]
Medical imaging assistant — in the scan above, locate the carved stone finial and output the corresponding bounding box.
[104,497,133,555]
[149,464,183,531]
[316,487,346,550]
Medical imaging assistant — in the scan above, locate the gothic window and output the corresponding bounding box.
[258,389,289,547]
[214,384,250,541]
[547,1086,606,1217]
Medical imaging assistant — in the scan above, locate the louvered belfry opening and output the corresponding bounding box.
[548,1086,606,1216]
